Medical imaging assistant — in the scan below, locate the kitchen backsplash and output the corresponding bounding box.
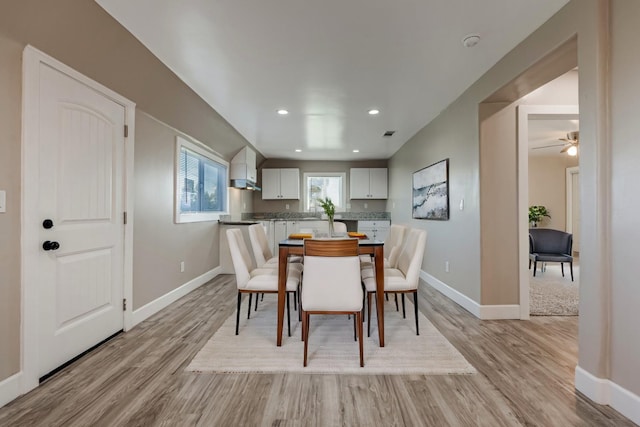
[242,212,391,220]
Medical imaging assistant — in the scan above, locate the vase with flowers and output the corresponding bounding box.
[317,197,336,236]
[528,205,551,227]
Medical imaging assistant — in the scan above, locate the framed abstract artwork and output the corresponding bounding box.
[412,159,449,220]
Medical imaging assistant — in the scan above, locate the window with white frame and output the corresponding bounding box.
[175,136,229,223]
[303,172,346,212]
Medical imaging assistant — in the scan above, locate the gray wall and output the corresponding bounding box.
[0,34,23,383]
[254,159,388,213]
[609,0,640,399]
[0,0,255,380]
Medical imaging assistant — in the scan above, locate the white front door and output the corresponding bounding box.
[35,63,126,377]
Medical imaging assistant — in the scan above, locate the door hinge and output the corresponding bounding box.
[124,125,129,138]
[123,211,127,224]
[123,298,127,311]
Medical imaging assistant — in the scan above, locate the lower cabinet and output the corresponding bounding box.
[357,220,390,241]
[272,220,288,254]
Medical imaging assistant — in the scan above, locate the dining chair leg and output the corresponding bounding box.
[303,312,310,367]
[293,291,297,311]
[247,293,253,319]
[235,292,242,335]
[353,314,357,341]
[529,259,531,269]
[255,291,259,311]
[401,293,406,319]
[395,293,399,311]
[561,262,565,277]
[533,261,538,277]
[367,292,373,338]
[261,293,264,301]
[287,292,291,337]
[413,291,419,335]
[570,261,574,281]
[356,311,364,367]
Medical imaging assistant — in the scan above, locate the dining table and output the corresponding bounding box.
[277,237,386,347]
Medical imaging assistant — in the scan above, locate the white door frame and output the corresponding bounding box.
[21,46,136,393]
[516,105,579,319]
[566,166,580,237]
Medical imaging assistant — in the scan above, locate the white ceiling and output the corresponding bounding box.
[96,0,570,160]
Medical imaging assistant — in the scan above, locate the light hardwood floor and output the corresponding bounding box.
[0,275,635,426]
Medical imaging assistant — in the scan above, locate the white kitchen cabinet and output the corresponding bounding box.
[272,220,288,254]
[358,220,390,241]
[262,168,300,199]
[349,168,388,199]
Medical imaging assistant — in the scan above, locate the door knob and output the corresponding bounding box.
[42,241,60,251]
[42,219,54,229]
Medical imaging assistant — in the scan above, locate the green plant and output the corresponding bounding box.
[528,205,551,225]
[317,197,336,220]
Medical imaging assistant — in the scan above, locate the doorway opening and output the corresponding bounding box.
[478,36,578,319]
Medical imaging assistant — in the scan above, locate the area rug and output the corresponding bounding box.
[186,296,476,375]
[529,263,580,316]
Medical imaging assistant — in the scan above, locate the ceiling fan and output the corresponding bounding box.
[532,130,579,156]
[558,131,579,155]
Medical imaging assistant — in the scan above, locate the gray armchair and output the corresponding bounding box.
[529,228,574,281]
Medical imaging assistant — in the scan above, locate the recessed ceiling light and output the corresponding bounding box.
[353,149,360,153]
[277,109,289,115]
[462,34,481,48]
[368,109,379,115]
[295,149,302,152]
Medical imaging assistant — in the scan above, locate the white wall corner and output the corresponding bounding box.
[131,266,221,327]
[0,372,22,408]
[575,366,640,426]
[421,270,520,320]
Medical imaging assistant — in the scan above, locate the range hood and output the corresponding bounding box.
[229,147,261,191]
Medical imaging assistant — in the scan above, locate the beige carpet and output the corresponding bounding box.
[187,295,476,375]
[530,262,580,316]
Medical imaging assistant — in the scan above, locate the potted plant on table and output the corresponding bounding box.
[317,197,336,236]
[528,205,551,227]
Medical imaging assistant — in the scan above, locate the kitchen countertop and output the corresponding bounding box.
[218,220,260,225]
[243,212,390,221]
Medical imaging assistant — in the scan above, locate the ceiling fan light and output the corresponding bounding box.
[567,145,578,156]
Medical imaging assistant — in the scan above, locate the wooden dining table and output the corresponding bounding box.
[277,237,386,347]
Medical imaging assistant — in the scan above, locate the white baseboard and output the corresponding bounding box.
[0,372,22,408]
[575,366,640,425]
[420,271,520,320]
[131,266,221,327]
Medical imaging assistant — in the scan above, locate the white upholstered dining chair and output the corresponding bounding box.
[332,221,347,234]
[227,228,301,337]
[248,223,303,270]
[360,223,407,268]
[301,238,364,367]
[362,228,427,337]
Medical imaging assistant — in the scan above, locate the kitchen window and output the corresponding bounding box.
[175,136,229,223]
[303,172,346,213]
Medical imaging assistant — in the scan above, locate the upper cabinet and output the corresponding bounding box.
[262,168,300,199]
[349,168,388,199]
